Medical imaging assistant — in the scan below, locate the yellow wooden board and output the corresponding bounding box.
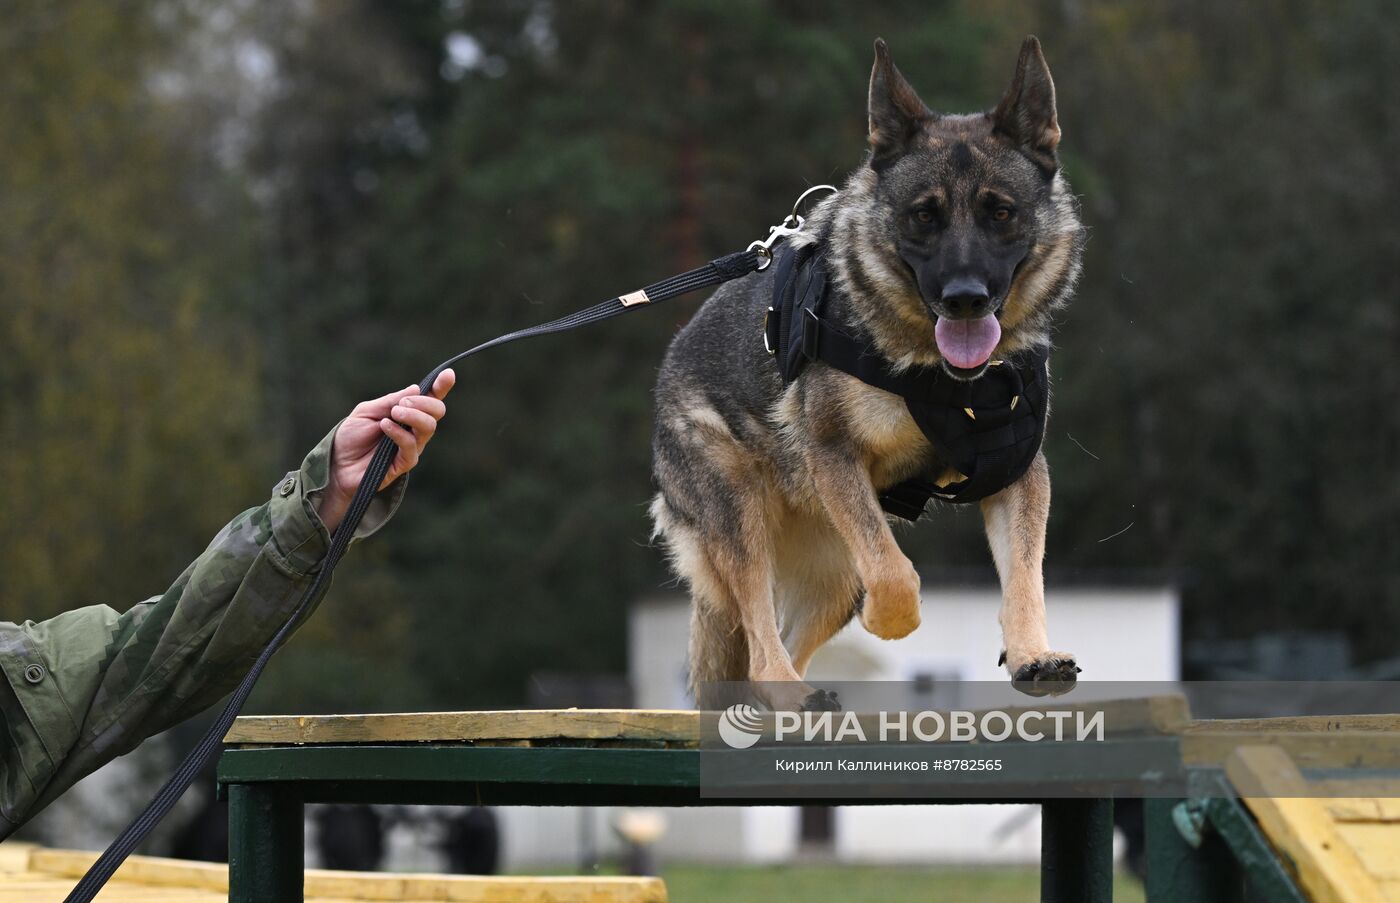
[1185,731,1400,770]
[225,695,1190,746]
[1321,792,1400,824]
[0,844,668,903]
[1336,822,1400,881]
[1226,745,1395,903]
[225,708,703,746]
[1188,714,1400,734]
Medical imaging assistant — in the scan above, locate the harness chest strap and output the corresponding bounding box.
[765,242,1051,519]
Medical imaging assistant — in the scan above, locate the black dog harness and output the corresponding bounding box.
[765,241,1050,520]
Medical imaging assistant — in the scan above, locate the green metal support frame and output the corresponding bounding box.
[227,782,304,903]
[1041,798,1114,903]
[211,740,1334,903]
[1144,797,1246,902]
[1140,770,1308,903]
[217,741,1144,903]
[1201,792,1308,903]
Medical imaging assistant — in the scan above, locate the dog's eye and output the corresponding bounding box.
[992,206,1015,223]
[913,208,935,225]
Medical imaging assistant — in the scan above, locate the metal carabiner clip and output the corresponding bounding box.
[748,184,838,270]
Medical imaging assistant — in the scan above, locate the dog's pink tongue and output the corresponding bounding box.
[935,315,1002,369]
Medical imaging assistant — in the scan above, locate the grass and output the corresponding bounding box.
[657,864,1147,903]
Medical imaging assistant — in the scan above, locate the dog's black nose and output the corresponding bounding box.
[940,277,991,318]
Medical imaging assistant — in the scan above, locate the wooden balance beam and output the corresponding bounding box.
[0,843,666,903]
[218,697,1189,903]
[219,699,1400,903]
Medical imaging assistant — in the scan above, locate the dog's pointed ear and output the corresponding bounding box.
[868,38,933,169]
[992,36,1060,170]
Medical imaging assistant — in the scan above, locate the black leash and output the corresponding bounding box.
[62,186,836,901]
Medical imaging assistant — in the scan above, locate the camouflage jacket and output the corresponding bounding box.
[0,425,406,837]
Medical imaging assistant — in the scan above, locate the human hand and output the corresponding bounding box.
[315,369,456,532]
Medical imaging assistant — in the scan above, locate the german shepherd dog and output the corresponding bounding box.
[651,37,1085,710]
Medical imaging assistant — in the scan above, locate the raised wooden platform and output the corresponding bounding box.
[0,844,666,903]
[224,696,1190,747]
[218,696,1400,903]
[226,699,1400,773]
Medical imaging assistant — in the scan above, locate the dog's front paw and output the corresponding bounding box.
[760,682,841,712]
[1005,650,1080,697]
[859,559,922,640]
[800,688,842,712]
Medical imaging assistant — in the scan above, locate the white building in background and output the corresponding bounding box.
[630,583,1181,705]
[492,581,1180,869]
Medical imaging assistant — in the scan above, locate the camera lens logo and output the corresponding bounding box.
[717,704,764,749]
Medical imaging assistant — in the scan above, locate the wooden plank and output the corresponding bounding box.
[1185,731,1400,769]
[1335,822,1400,880]
[1312,781,1400,818]
[1141,694,1194,733]
[0,874,665,903]
[1187,714,1400,733]
[227,709,701,745]
[0,842,35,873]
[300,871,668,902]
[227,695,1189,746]
[16,848,666,903]
[1326,798,1386,821]
[27,848,227,890]
[1323,797,1400,823]
[0,876,222,903]
[1226,745,1386,903]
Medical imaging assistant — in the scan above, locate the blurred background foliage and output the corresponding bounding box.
[1,0,1395,711]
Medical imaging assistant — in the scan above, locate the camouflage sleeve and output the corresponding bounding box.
[0,423,406,836]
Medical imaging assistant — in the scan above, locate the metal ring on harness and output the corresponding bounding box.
[748,214,803,270]
[790,183,839,218]
[748,184,839,270]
